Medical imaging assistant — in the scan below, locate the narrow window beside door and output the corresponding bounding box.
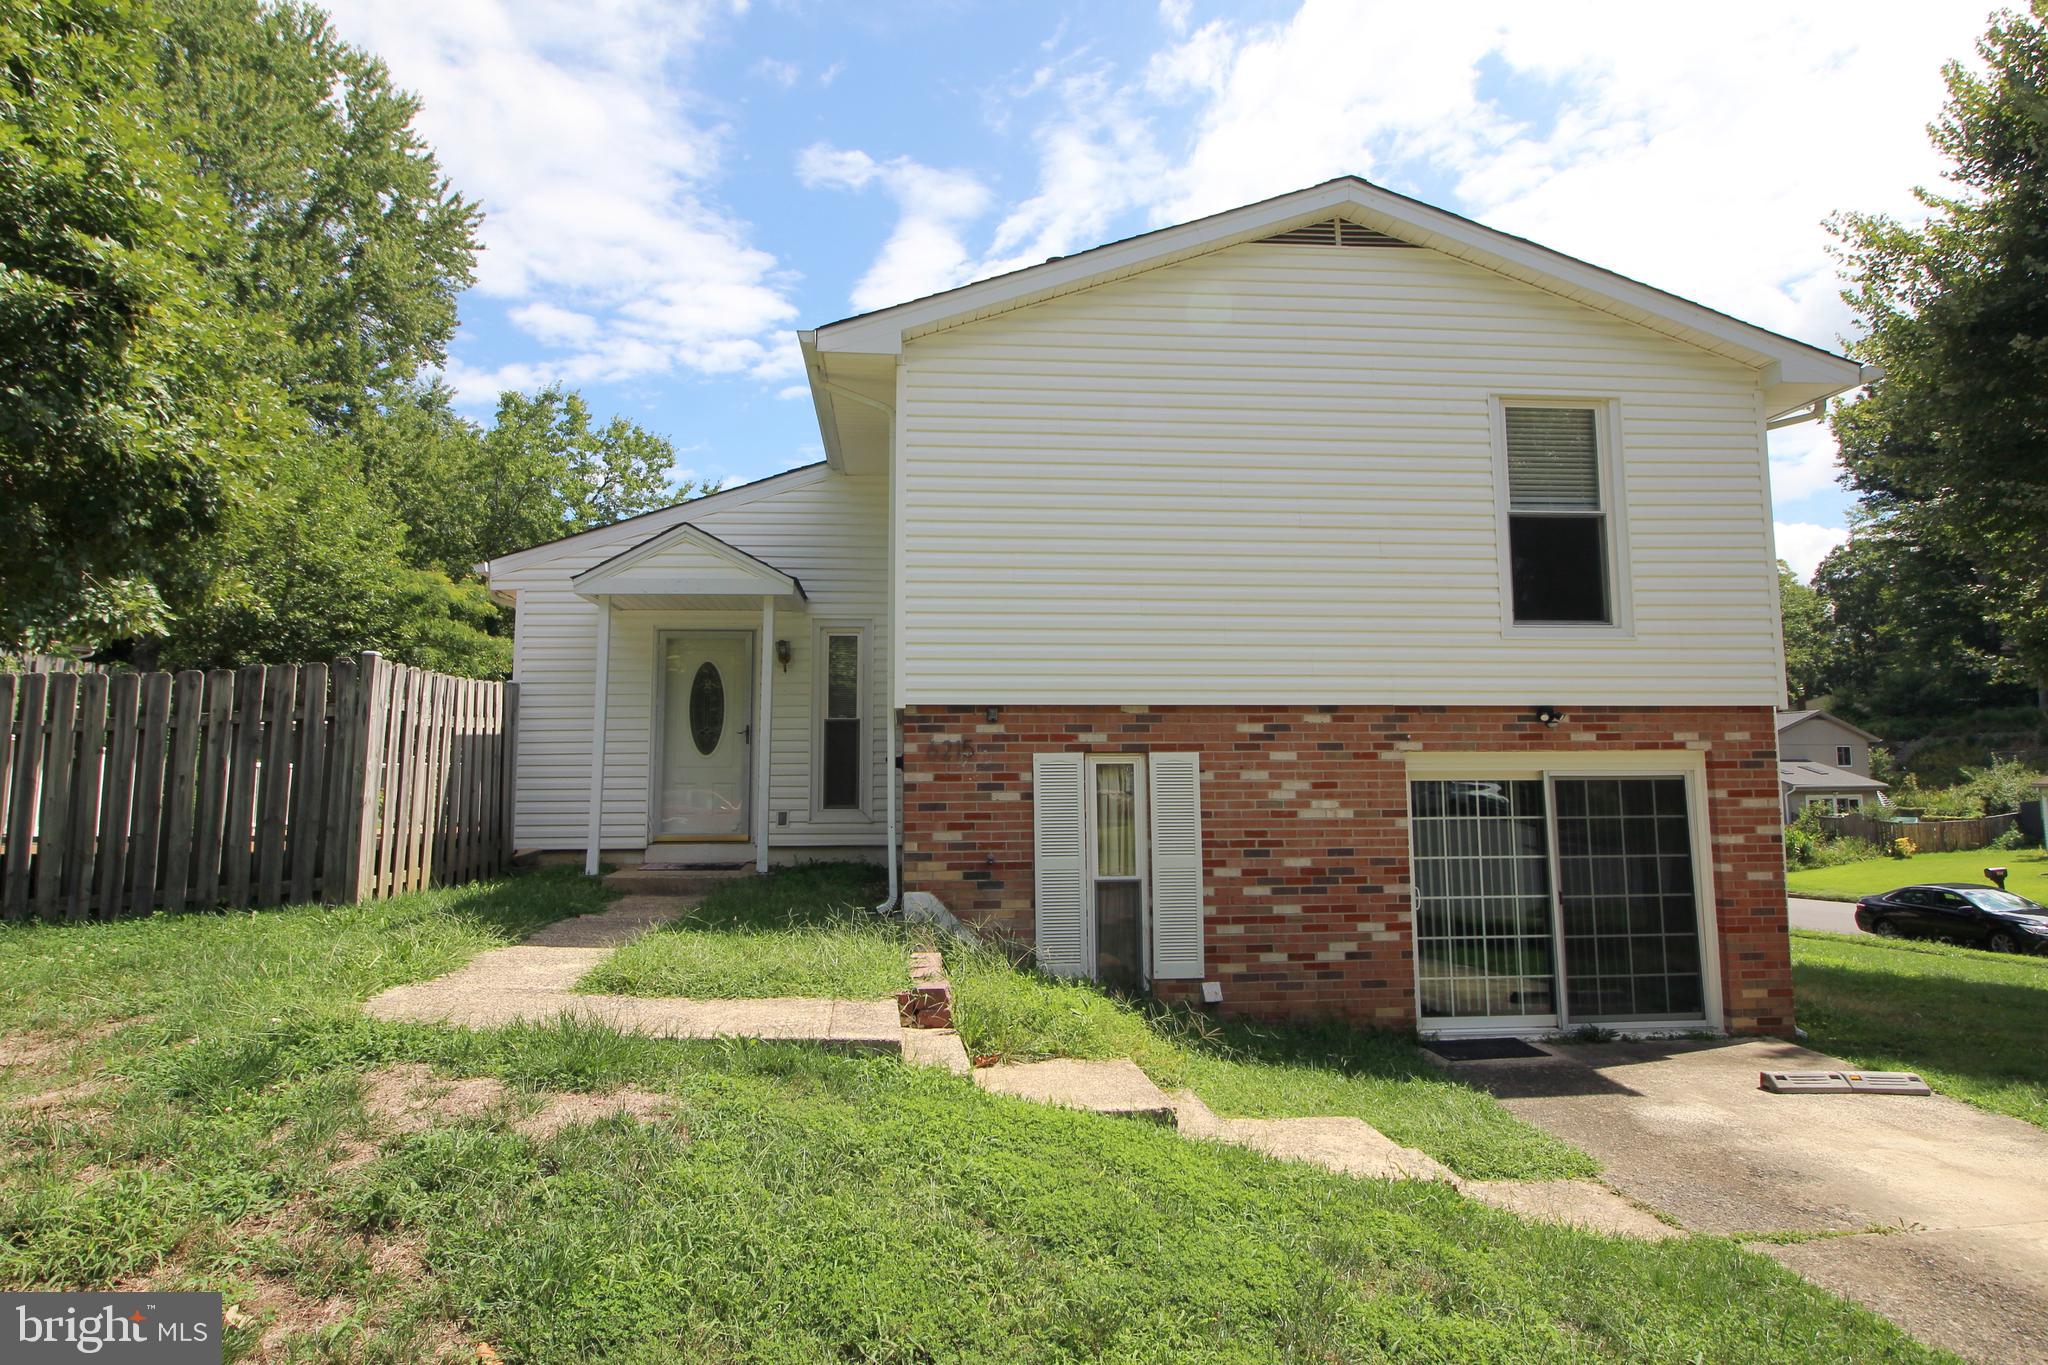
[1504,405,1612,624]
[820,630,863,810]
[1091,758,1145,989]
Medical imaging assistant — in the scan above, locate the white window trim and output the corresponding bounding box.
[1836,745,1854,767]
[810,621,871,820]
[1489,395,1635,639]
[1084,754,1150,984]
[1402,749,1720,1035]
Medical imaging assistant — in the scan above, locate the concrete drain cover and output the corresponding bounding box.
[1760,1070,1930,1095]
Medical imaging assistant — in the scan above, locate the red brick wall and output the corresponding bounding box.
[901,705,1793,1034]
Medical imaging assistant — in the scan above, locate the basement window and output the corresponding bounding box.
[1503,404,1614,625]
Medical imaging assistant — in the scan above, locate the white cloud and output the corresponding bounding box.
[809,0,1979,537]
[751,57,800,88]
[1775,522,1850,581]
[798,144,992,312]
[320,0,797,401]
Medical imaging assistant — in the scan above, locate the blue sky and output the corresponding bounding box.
[321,0,1989,577]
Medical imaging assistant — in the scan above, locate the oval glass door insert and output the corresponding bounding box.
[689,662,724,755]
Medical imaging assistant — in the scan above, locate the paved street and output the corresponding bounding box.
[1788,896,1864,935]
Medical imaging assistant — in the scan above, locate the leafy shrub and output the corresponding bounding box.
[1889,836,1918,860]
[1989,825,2028,851]
[1783,806,1883,869]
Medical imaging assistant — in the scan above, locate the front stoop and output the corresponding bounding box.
[601,866,753,898]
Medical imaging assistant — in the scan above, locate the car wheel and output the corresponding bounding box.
[1987,931,2021,954]
[1870,919,1901,938]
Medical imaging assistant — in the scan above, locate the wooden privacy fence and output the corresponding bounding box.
[0,654,518,921]
[1818,809,2019,853]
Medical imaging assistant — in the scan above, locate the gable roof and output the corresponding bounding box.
[482,462,828,578]
[803,176,1868,421]
[571,520,805,601]
[1776,709,1882,744]
[1780,760,1889,792]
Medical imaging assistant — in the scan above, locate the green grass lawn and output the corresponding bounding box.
[578,862,911,999]
[1792,929,2048,1132]
[0,873,1944,1363]
[1786,847,2048,902]
[946,943,1597,1182]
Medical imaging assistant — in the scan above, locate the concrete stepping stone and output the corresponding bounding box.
[900,1028,972,1076]
[974,1058,1177,1123]
[1459,1178,1681,1241]
[1168,1090,1454,1182]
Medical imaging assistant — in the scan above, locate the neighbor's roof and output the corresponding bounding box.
[804,175,1868,418]
[1775,709,1883,744]
[1779,761,1889,792]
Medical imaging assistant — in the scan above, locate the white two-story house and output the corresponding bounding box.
[482,178,1868,1038]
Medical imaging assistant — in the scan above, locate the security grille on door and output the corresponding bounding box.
[1032,752,1204,981]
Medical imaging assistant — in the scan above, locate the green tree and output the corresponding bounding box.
[352,384,694,579]
[1830,2,2048,692]
[1811,517,2031,723]
[1777,561,1833,705]
[159,441,509,674]
[0,0,295,649]
[154,0,480,429]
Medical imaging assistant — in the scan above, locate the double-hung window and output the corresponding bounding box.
[1835,745,1854,768]
[817,628,865,811]
[1502,404,1614,625]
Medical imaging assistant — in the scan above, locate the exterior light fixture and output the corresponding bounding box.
[775,639,792,672]
[1534,705,1565,728]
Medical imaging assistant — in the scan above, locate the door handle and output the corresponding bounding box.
[741,724,752,744]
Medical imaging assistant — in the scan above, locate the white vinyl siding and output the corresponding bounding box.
[494,469,890,850]
[1147,753,1204,980]
[1032,752,1087,976]
[895,239,1781,707]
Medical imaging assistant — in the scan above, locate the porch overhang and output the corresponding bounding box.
[570,521,806,607]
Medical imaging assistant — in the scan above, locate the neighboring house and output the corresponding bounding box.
[484,178,1871,1038]
[1776,709,1889,820]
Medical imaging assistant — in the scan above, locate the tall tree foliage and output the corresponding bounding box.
[0,0,294,649]
[1830,2,2048,691]
[1777,562,1832,706]
[154,0,479,428]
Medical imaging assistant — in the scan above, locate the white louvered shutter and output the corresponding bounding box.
[1032,753,1086,977]
[1147,753,1204,980]
[1505,407,1601,510]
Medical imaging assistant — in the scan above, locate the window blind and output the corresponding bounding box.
[1506,407,1601,510]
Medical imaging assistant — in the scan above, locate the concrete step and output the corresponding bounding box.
[602,866,752,897]
[974,1058,1178,1125]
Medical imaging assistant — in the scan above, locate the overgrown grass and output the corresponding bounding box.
[946,942,1597,1182]
[0,879,1945,1362]
[1791,929,2048,1132]
[578,862,908,999]
[1786,847,2048,902]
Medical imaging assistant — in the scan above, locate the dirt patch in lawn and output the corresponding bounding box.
[358,1064,679,1142]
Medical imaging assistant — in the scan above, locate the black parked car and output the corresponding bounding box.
[1854,883,2048,954]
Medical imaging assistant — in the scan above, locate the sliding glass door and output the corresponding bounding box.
[1410,774,1708,1032]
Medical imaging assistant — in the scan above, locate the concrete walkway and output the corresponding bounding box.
[1455,1037,2048,1364]
[363,896,903,1053]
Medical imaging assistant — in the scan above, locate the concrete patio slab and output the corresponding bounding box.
[974,1059,1176,1123]
[1455,1037,2048,1363]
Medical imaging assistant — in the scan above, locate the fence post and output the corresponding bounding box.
[345,653,391,903]
[1,674,42,920]
[499,681,519,872]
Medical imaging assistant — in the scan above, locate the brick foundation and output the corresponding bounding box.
[901,704,1793,1035]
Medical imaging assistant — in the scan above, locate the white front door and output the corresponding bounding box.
[657,632,753,840]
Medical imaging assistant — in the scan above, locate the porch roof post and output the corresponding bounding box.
[584,596,612,876]
[756,596,775,874]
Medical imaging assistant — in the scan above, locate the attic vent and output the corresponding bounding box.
[1258,219,1415,248]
